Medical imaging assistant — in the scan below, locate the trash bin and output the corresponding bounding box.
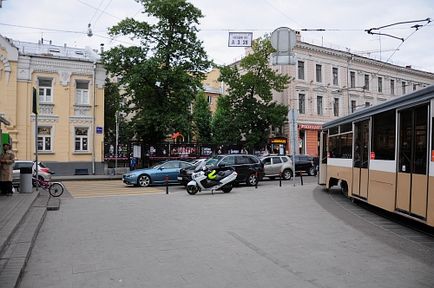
[20,166,33,193]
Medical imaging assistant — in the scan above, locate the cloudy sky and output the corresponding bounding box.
[0,0,433,71]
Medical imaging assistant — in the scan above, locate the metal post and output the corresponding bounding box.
[255,171,258,189]
[279,172,282,187]
[115,111,119,175]
[165,175,169,194]
[34,111,39,192]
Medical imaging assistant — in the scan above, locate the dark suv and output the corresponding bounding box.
[290,154,317,176]
[204,154,264,186]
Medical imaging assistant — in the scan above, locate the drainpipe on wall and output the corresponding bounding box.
[92,62,96,174]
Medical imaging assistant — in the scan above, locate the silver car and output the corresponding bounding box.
[12,161,53,187]
[261,155,293,180]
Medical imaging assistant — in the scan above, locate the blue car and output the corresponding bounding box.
[122,160,193,187]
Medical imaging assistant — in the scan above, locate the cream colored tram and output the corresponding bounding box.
[319,85,434,227]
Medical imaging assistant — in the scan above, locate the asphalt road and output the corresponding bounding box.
[18,177,434,288]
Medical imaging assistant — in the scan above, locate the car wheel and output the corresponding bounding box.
[282,169,293,180]
[137,175,151,187]
[308,167,317,176]
[246,173,258,186]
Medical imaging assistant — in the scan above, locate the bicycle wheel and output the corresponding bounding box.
[49,182,64,197]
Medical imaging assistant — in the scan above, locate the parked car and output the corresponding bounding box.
[12,161,54,187]
[290,154,317,176]
[178,158,207,186]
[203,154,264,186]
[122,160,194,187]
[261,155,293,180]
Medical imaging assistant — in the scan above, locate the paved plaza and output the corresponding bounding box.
[18,180,434,288]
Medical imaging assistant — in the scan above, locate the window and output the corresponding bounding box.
[332,67,338,85]
[75,81,89,105]
[316,64,322,82]
[262,157,271,165]
[297,61,305,80]
[317,96,323,115]
[37,126,52,151]
[272,157,282,164]
[402,81,406,94]
[378,77,382,93]
[328,134,352,159]
[350,71,355,88]
[390,79,395,95]
[413,84,417,91]
[299,94,305,114]
[333,98,339,117]
[351,100,357,113]
[38,78,52,103]
[365,102,370,107]
[75,127,89,151]
[207,95,212,104]
[364,74,369,90]
[372,110,395,160]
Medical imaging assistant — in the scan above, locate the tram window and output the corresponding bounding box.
[414,106,427,174]
[372,110,396,160]
[328,134,352,159]
[432,118,434,162]
[340,123,352,133]
[329,126,339,135]
[322,132,328,164]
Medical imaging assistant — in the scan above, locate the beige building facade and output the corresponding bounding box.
[271,32,434,156]
[0,35,105,175]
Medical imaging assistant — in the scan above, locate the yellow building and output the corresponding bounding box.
[203,67,224,113]
[0,35,105,175]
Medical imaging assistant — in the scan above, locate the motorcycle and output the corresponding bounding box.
[186,166,238,195]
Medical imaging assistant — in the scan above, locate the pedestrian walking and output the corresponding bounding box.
[0,143,15,196]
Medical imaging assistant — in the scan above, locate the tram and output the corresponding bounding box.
[319,85,434,227]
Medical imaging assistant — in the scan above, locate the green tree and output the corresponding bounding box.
[219,37,290,150]
[211,95,240,145]
[102,0,211,144]
[104,79,132,147]
[192,92,212,143]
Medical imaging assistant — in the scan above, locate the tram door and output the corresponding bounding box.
[397,105,429,218]
[353,120,370,198]
[318,131,327,185]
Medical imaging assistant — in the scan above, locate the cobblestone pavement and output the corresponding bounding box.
[18,180,434,288]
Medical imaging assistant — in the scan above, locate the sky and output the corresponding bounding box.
[0,0,433,72]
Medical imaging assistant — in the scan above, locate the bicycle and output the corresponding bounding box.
[32,176,65,197]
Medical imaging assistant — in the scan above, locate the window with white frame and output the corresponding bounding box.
[297,61,305,80]
[315,64,322,82]
[207,95,212,104]
[350,71,356,88]
[402,81,406,94]
[38,78,53,103]
[390,79,395,95]
[298,94,305,114]
[37,126,52,151]
[75,127,89,151]
[333,98,339,117]
[332,67,338,85]
[351,100,357,113]
[317,96,323,115]
[75,81,89,105]
[364,74,370,90]
[378,77,382,93]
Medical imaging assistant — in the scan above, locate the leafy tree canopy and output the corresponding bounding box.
[192,92,212,143]
[102,0,212,144]
[218,37,290,150]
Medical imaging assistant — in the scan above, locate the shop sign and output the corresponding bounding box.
[299,124,322,130]
[270,137,287,144]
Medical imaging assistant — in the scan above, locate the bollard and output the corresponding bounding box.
[299,172,303,186]
[279,172,282,187]
[165,175,169,194]
[255,171,258,189]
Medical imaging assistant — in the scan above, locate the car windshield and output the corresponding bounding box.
[205,156,223,167]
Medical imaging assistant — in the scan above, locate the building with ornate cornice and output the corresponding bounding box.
[0,35,106,175]
[261,31,434,156]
